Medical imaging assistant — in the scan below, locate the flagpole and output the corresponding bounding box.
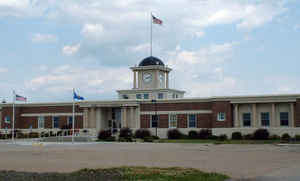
[150,12,152,56]
[12,90,15,143]
[72,88,75,144]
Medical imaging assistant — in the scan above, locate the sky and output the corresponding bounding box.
[0,0,300,103]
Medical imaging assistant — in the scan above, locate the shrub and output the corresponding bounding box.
[253,129,269,140]
[152,135,160,140]
[188,130,198,139]
[167,129,182,139]
[198,129,212,139]
[16,132,26,139]
[134,129,151,139]
[295,135,300,141]
[61,124,71,130]
[57,131,63,136]
[208,135,218,140]
[269,134,280,140]
[243,134,253,140]
[144,136,154,142]
[231,132,243,140]
[119,128,133,139]
[29,132,39,138]
[281,133,291,142]
[98,130,112,140]
[180,134,189,139]
[105,136,115,142]
[218,134,228,141]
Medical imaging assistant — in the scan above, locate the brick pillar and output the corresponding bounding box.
[83,108,89,128]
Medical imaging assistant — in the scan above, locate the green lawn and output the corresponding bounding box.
[0,167,229,181]
[157,139,300,144]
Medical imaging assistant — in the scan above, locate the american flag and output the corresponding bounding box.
[152,15,163,25]
[16,94,27,102]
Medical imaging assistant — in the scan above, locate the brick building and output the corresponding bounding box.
[1,56,300,138]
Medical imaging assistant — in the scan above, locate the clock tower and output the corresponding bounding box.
[117,56,185,100]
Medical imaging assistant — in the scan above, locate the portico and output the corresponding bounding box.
[81,101,140,132]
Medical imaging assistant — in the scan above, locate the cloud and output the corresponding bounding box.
[25,64,131,99]
[62,43,81,55]
[32,33,58,43]
[0,67,8,73]
[81,23,104,40]
[0,0,48,17]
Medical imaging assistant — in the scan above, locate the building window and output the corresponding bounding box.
[158,93,164,99]
[217,112,226,121]
[136,94,142,99]
[122,94,129,99]
[144,93,149,99]
[243,113,251,127]
[68,116,73,127]
[169,114,177,128]
[53,116,59,128]
[280,112,289,126]
[261,112,270,127]
[188,114,197,128]
[4,116,10,123]
[151,115,158,128]
[38,116,45,129]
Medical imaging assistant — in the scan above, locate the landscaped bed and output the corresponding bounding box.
[0,167,229,181]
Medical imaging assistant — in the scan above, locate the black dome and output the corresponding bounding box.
[139,56,164,66]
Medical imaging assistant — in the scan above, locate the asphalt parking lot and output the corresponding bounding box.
[0,142,299,180]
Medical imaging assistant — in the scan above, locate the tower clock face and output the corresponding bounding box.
[143,73,152,83]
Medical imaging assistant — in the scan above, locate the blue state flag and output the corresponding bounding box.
[73,91,84,100]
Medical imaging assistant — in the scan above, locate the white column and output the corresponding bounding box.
[290,103,295,127]
[90,107,96,128]
[252,104,257,127]
[166,72,169,89]
[234,104,239,127]
[133,71,137,89]
[83,108,89,128]
[136,107,140,128]
[121,107,127,128]
[271,104,276,127]
[96,108,102,132]
[130,107,135,128]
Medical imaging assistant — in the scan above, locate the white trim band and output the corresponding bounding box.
[140,110,212,115]
[21,113,83,117]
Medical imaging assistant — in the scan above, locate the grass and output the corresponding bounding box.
[0,167,229,181]
[157,139,300,144]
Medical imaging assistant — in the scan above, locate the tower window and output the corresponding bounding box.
[136,94,142,99]
[144,93,149,99]
[158,93,164,99]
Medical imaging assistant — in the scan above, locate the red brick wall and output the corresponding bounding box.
[177,114,187,128]
[1,105,83,129]
[211,101,233,128]
[140,115,150,128]
[158,114,168,128]
[295,99,300,127]
[197,114,212,128]
[140,102,211,111]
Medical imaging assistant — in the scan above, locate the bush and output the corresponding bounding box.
[295,135,300,141]
[98,130,112,140]
[151,136,160,140]
[144,136,154,142]
[198,129,212,139]
[57,131,63,136]
[119,128,133,139]
[231,132,243,140]
[269,134,280,140]
[134,129,151,139]
[180,134,189,139]
[61,124,71,130]
[29,132,39,138]
[281,133,291,142]
[16,132,26,139]
[218,134,228,141]
[253,129,269,140]
[105,136,115,142]
[208,135,218,140]
[188,130,198,139]
[167,129,182,139]
[243,134,253,140]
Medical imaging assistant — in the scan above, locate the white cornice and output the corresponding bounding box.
[117,88,186,94]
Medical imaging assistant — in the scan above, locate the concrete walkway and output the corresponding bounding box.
[0,143,299,180]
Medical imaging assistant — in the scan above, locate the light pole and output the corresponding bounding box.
[151,99,158,136]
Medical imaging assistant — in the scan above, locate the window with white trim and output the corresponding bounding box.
[243,113,251,127]
[144,93,149,99]
[188,114,197,128]
[53,116,59,128]
[68,116,73,127]
[280,112,289,126]
[169,114,177,128]
[38,116,45,129]
[217,112,226,121]
[136,94,142,99]
[261,112,270,127]
[158,93,164,99]
[151,115,158,128]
